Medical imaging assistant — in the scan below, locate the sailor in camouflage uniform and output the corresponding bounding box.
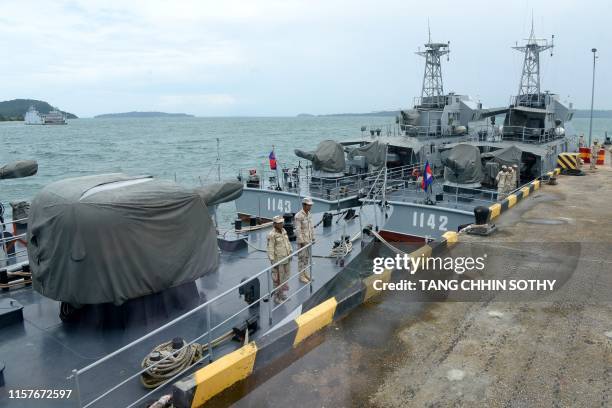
[294,197,314,283]
[590,141,599,170]
[267,215,292,303]
[496,165,508,200]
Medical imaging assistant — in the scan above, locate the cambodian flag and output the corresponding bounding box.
[421,161,433,191]
[269,150,277,170]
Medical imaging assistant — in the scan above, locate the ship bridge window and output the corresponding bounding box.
[567,113,573,121]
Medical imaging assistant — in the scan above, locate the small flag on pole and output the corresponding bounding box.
[421,161,433,191]
[269,150,277,170]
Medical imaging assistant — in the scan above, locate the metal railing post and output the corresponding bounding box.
[206,305,213,362]
[267,268,273,326]
[0,218,8,266]
[72,369,82,408]
[309,244,313,294]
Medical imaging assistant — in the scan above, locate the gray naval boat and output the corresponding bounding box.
[234,32,485,226]
[235,25,577,243]
[378,24,579,241]
[0,165,394,408]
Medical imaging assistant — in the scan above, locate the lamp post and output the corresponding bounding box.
[588,48,598,146]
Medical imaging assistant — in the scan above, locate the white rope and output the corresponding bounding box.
[369,224,476,257]
[369,229,409,255]
[236,221,273,232]
[243,239,266,252]
[330,240,352,257]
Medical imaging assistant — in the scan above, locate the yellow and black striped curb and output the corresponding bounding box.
[171,171,560,407]
[171,295,347,407]
[487,169,559,222]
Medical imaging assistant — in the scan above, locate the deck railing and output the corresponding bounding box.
[0,215,29,267]
[69,242,314,408]
[472,124,566,144]
[387,175,538,208]
[240,163,424,202]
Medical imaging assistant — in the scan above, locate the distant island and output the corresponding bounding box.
[95,111,194,119]
[0,99,77,121]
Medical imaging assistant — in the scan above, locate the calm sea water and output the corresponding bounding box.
[1,116,610,225]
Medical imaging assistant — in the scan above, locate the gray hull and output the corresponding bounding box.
[236,187,360,219]
[383,200,474,240]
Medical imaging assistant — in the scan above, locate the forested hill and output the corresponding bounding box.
[0,99,77,121]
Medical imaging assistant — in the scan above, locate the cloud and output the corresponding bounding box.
[0,0,609,115]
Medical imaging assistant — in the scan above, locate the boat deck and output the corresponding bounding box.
[0,205,384,408]
[385,180,499,213]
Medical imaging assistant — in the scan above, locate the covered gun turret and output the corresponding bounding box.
[442,144,483,187]
[27,174,242,305]
[194,181,243,207]
[0,160,38,179]
[295,140,346,174]
[346,140,388,171]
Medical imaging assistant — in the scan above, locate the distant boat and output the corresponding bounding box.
[24,105,67,125]
[43,108,67,125]
[24,106,43,125]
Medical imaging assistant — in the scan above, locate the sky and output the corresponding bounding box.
[0,0,608,117]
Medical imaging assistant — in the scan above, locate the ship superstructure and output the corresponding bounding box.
[397,34,481,137]
[43,108,67,125]
[24,106,44,125]
[474,22,577,171]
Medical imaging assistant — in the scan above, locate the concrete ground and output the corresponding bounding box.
[217,159,612,408]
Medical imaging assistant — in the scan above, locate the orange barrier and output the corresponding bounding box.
[579,147,590,163]
[598,149,605,165]
[579,147,606,165]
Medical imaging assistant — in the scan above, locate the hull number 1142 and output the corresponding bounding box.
[412,212,448,231]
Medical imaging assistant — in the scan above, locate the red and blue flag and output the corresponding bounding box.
[421,161,433,191]
[269,150,277,170]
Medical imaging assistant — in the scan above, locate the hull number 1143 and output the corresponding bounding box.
[267,197,291,213]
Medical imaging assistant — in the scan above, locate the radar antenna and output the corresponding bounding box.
[512,17,554,107]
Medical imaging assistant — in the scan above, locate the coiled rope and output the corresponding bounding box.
[329,232,361,257]
[330,240,352,257]
[140,331,233,389]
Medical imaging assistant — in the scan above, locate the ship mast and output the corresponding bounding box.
[415,25,449,108]
[512,18,554,107]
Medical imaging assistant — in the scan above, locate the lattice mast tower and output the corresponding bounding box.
[513,19,554,107]
[416,26,450,108]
